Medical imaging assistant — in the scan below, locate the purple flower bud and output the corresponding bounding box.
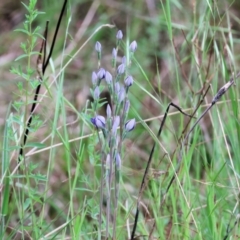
[129,40,137,52]
[125,118,136,132]
[92,71,97,85]
[106,154,110,169]
[115,153,121,170]
[117,63,125,75]
[124,100,130,114]
[105,71,112,84]
[112,116,120,134]
[122,56,127,65]
[106,104,112,118]
[124,75,133,87]
[95,41,101,52]
[112,48,117,59]
[97,68,106,80]
[115,137,119,146]
[93,86,100,100]
[91,115,106,129]
[116,30,123,40]
[115,82,120,93]
[118,87,125,103]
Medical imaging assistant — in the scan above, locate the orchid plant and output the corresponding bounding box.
[90,30,137,239]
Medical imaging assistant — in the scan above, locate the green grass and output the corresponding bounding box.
[1,0,240,239]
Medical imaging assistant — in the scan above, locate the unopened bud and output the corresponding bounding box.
[122,56,127,66]
[92,71,97,85]
[97,68,106,80]
[112,116,120,134]
[129,40,137,52]
[95,41,102,52]
[115,153,121,170]
[115,82,120,93]
[105,71,112,84]
[93,86,100,100]
[124,75,133,87]
[106,104,112,118]
[125,118,136,132]
[116,30,123,40]
[112,48,117,59]
[124,100,130,114]
[106,154,110,169]
[118,87,125,103]
[117,63,125,75]
[91,115,106,129]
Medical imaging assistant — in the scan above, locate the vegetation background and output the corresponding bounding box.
[1,0,240,239]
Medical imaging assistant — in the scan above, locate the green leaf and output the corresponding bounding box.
[23,198,31,211]
[21,2,30,11]
[12,115,24,126]
[14,29,30,35]
[15,54,29,61]
[29,163,39,171]
[25,142,46,148]
[12,101,24,111]
[30,173,47,182]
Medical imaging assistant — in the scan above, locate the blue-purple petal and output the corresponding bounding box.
[125,118,136,132]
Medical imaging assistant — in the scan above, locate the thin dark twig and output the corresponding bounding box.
[43,21,49,72]
[18,0,68,162]
[131,103,192,240]
[43,0,68,73]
